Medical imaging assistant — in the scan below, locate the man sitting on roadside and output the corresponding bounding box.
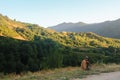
[81,56,91,70]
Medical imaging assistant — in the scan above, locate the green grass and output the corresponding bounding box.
[0,64,120,80]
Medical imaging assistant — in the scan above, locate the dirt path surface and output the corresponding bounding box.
[73,71,120,80]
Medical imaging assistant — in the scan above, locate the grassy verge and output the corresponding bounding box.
[0,64,120,80]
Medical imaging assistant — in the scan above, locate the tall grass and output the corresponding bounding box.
[0,64,120,80]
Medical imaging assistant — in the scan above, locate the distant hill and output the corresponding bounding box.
[49,19,120,39]
[50,22,87,31]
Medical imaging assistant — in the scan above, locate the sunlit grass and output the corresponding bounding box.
[0,64,120,80]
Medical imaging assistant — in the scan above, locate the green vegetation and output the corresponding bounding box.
[0,14,120,74]
[0,64,120,80]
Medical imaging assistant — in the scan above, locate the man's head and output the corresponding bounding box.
[85,56,89,60]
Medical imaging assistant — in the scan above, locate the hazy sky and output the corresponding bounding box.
[0,0,120,27]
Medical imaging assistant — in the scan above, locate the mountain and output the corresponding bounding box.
[1,13,120,48]
[50,22,87,32]
[49,19,120,39]
[0,13,120,74]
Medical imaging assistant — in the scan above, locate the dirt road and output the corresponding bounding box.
[73,71,120,80]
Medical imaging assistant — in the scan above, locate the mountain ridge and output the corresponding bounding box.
[49,18,120,39]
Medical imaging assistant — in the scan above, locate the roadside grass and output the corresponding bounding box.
[0,63,120,80]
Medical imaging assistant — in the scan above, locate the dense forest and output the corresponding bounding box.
[0,14,120,74]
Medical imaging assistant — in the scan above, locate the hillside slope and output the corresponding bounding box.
[0,14,25,39]
[0,14,50,40]
[1,13,120,73]
[1,14,120,48]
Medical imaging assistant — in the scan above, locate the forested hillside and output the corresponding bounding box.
[0,14,120,74]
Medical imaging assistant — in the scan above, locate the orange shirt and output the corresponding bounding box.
[81,59,87,70]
